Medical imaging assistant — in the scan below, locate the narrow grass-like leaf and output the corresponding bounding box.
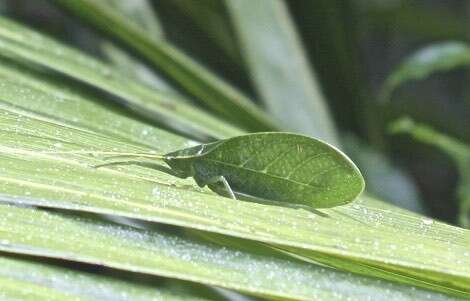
[289,0,368,139]
[380,42,470,102]
[1,2,468,300]
[102,0,164,41]
[165,0,241,63]
[0,102,469,296]
[99,0,176,93]
[227,0,339,144]
[0,16,242,140]
[0,63,467,296]
[52,0,277,132]
[0,256,219,301]
[0,62,189,150]
[390,117,470,227]
[0,278,82,301]
[0,204,463,301]
[164,132,364,208]
[101,42,177,94]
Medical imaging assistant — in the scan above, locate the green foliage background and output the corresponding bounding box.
[0,0,468,300]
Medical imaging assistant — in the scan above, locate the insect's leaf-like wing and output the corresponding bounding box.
[173,133,365,207]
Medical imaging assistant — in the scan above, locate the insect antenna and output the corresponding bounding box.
[2,150,166,160]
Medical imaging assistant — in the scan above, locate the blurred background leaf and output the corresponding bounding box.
[99,0,178,93]
[226,0,338,145]
[342,134,425,213]
[53,0,277,132]
[380,42,470,102]
[390,118,470,227]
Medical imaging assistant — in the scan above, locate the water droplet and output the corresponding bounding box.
[151,186,161,198]
[421,218,433,225]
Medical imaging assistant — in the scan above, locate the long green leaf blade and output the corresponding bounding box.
[99,0,177,93]
[0,3,467,300]
[52,0,277,132]
[0,204,463,301]
[0,256,218,301]
[0,277,85,301]
[0,16,242,140]
[164,0,242,63]
[0,60,189,150]
[227,0,339,144]
[102,0,164,40]
[101,42,177,94]
[0,100,468,296]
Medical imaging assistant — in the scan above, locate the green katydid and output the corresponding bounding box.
[39,132,365,208]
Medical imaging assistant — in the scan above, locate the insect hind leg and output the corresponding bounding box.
[204,176,236,200]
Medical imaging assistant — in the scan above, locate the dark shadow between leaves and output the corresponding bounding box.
[234,191,330,218]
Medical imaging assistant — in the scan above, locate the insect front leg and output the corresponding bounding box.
[204,176,237,200]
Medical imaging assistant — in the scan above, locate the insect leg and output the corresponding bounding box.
[204,176,237,200]
[218,176,236,200]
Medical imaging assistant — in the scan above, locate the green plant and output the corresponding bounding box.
[0,1,468,300]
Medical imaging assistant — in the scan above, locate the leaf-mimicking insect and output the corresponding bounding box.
[161,132,365,208]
